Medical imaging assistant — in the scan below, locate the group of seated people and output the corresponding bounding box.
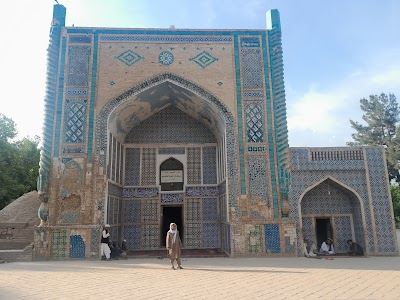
[304,237,364,258]
[103,239,129,260]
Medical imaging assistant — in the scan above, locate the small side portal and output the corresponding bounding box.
[161,206,183,247]
[316,218,332,249]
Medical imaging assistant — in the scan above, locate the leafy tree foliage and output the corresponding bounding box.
[0,114,17,141]
[0,114,40,209]
[390,185,400,226]
[348,93,400,181]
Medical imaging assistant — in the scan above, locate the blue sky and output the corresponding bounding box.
[1,0,399,147]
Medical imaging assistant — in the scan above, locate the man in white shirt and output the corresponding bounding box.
[101,224,111,261]
[319,238,335,255]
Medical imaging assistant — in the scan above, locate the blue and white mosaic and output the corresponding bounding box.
[161,193,183,203]
[202,146,217,184]
[70,235,85,258]
[123,187,159,198]
[67,46,91,86]
[265,224,280,253]
[64,99,87,144]
[159,51,174,65]
[245,101,264,143]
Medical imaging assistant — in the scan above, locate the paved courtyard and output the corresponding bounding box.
[0,256,400,300]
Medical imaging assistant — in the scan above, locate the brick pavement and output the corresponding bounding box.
[0,257,399,300]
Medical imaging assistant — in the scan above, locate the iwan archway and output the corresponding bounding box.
[96,73,238,254]
[299,176,367,254]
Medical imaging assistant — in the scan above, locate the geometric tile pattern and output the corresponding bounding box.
[141,199,158,223]
[203,223,219,248]
[288,147,397,255]
[185,223,202,248]
[202,146,217,184]
[187,147,202,184]
[51,230,67,260]
[69,235,85,258]
[123,200,141,223]
[116,140,122,184]
[115,49,144,67]
[186,198,201,222]
[334,216,353,253]
[101,35,232,43]
[244,91,264,98]
[248,225,263,254]
[111,136,117,182]
[67,46,91,86]
[141,224,159,249]
[265,224,281,253]
[241,49,263,89]
[66,88,88,96]
[90,227,100,258]
[366,148,397,253]
[301,217,314,248]
[141,148,156,185]
[124,148,141,186]
[301,182,353,215]
[159,147,185,155]
[123,224,141,250]
[64,99,87,143]
[189,51,219,69]
[245,101,264,142]
[125,106,216,144]
[248,156,270,205]
[202,198,218,221]
[69,35,92,44]
[159,51,174,65]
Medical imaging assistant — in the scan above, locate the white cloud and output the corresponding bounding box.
[287,60,400,147]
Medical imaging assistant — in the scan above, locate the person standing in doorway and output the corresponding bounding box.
[101,224,111,261]
[166,223,183,270]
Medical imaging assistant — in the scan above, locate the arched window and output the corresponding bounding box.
[160,158,184,191]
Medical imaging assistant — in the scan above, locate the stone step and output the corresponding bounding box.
[0,240,32,250]
[0,244,33,262]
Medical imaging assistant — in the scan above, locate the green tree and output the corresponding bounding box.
[348,93,400,181]
[390,185,400,226]
[0,113,17,141]
[0,114,40,209]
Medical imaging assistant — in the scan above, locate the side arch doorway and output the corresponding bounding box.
[299,177,367,253]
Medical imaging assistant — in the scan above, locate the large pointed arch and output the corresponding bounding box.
[95,72,240,211]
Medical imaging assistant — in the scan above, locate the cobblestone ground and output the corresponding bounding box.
[0,257,400,300]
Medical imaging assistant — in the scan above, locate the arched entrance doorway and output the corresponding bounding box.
[96,73,238,254]
[299,177,367,254]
